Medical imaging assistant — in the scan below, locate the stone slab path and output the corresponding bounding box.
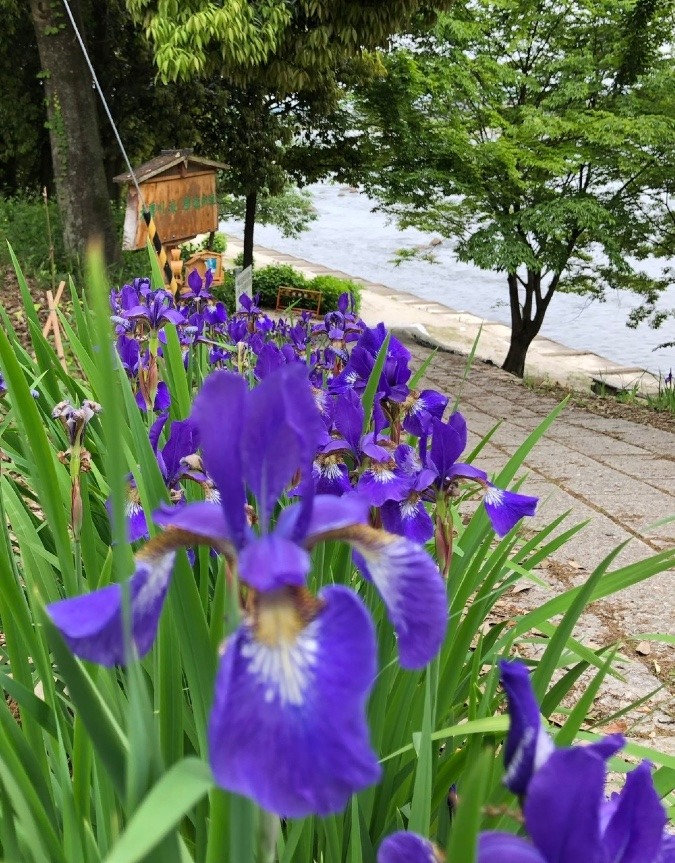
[225,236,675,751]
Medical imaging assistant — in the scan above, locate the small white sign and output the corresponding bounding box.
[235,265,253,310]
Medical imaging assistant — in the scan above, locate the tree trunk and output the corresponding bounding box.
[502,327,538,377]
[243,191,257,269]
[29,0,119,265]
[502,269,553,378]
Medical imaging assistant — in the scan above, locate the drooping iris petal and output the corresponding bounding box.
[484,486,538,536]
[344,525,447,668]
[191,371,248,548]
[161,419,199,485]
[313,456,352,496]
[402,389,448,437]
[334,389,365,453]
[208,585,381,817]
[237,535,310,591]
[357,464,409,507]
[524,748,605,863]
[478,833,546,863]
[499,659,555,796]
[126,492,149,543]
[585,733,625,763]
[447,463,488,483]
[381,495,434,544]
[377,831,439,863]
[46,545,176,666]
[661,836,675,863]
[602,761,666,863]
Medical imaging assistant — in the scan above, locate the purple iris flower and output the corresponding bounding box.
[499,660,557,796]
[379,660,673,863]
[182,268,213,301]
[483,485,539,538]
[333,324,411,403]
[381,468,436,543]
[125,289,185,331]
[110,417,202,543]
[377,832,441,863]
[47,364,447,817]
[402,388,448,437]
[135,380,171,413]
[427,413,538,536]
[116,335,140,378]
[499,659,624,797]
[0,372,39,400]
[202,302,228,329]
[238,292,261,315]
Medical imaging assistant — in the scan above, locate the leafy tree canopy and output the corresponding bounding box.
[126,1,447,89]
[353,0,675,374]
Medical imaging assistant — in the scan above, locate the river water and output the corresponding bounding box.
[221,182,675,374]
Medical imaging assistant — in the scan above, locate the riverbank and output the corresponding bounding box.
[223,236,665,396]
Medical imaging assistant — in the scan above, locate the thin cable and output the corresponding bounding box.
[60,0,146,210]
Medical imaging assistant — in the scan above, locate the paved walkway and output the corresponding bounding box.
[226,235,675,748]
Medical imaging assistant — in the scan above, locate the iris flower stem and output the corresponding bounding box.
[258,809,279,863]
[73,539,82,593]
[204,790,229,863]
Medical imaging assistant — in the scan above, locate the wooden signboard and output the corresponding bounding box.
[185,250,223,286]
[235,265,253,310]
[114,150,227,251]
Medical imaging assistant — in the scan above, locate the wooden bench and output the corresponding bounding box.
[275,286,322,316]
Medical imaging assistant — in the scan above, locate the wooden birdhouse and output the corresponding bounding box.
[113,149,227,250]
[185,250,223,287]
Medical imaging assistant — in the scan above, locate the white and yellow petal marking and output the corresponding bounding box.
[244,588,324,707]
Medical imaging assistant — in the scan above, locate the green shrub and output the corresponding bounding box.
[309,273,362,313]
[214,263,363,314]
[252,263,310,308]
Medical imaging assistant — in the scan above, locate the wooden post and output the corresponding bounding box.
[42,280,67,370]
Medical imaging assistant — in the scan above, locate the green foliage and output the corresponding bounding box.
[0,194,153,291]
[353,0,675,368]
[0,195,65,282]
[213,264,362,314]
[252,263,309,304]
[0,246,674,859]
[125,1,451,90]
[310,274,362,313]
[220,186,317,239]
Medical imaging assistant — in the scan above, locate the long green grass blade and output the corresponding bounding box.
[103,758,213,863]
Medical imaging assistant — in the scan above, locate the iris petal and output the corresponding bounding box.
[499,659,555,796]
[344,525,447,668]
[237,535,310,591]
[277,493,369,542]
[377,831,438,863]
[483,486,538,537]
[430,413,467,479]
[243,365,317,527]
[524,748,605,863]
[478,833,546,863]
[208,585,381,817]
[381,496,434,544]
[602,761,666,863]
[191,371,248,547]
[47,547,176,666]
[152,501,235,548]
